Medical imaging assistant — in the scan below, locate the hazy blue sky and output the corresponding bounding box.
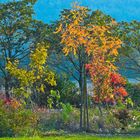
[1,0,140,23]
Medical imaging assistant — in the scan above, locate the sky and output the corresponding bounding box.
[1,0,140,23]
[33,0,140,23]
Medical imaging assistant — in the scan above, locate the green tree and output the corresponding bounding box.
[116,21,140,80]
[0,0,47,98]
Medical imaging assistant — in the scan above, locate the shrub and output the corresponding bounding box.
[126,82,140,107]
[90,107,121,133]
[59,103,79,131]
[55,76,80,107]
[37,105,79,133]
[130,109,140,130]
[32,75,80,108]
[0,99,38,137]
[114,109,131,130]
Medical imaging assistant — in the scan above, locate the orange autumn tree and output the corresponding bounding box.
[55,4,90,130]
[85,26,128,105]
[56,4,127,130]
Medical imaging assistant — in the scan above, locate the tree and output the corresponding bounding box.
[85,25,125,104]
[6,43,57,107]
[116,21,140,80]
[0,0,48,98]
[49,9,116,92]
[54,4,91,130]
[55,4,122,131]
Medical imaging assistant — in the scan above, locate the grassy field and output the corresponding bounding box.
[0,135,140,140]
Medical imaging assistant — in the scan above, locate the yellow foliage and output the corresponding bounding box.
[6,43,56,98]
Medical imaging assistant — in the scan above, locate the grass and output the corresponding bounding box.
[0,135,140,140]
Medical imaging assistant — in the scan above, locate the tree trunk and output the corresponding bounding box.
[83,64,89,131]
[83,65,86,130]
[79,70,83,130]
[84,70,89,131]
[5,77,10,99]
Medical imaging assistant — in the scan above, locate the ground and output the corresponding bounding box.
[1,135,140,140]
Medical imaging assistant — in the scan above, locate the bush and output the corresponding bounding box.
[126,82,140,107]
[60,103,73,123]
[59,103,79,131]
[55,75,80,107]
[32,75,80,108]
[37,105,80,133]
[130,109,140,131]
[114,109,131,130]
[0,99,38,137]
[90,107,121,133]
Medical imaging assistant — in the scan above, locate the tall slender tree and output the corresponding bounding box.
[51,4,119,130]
